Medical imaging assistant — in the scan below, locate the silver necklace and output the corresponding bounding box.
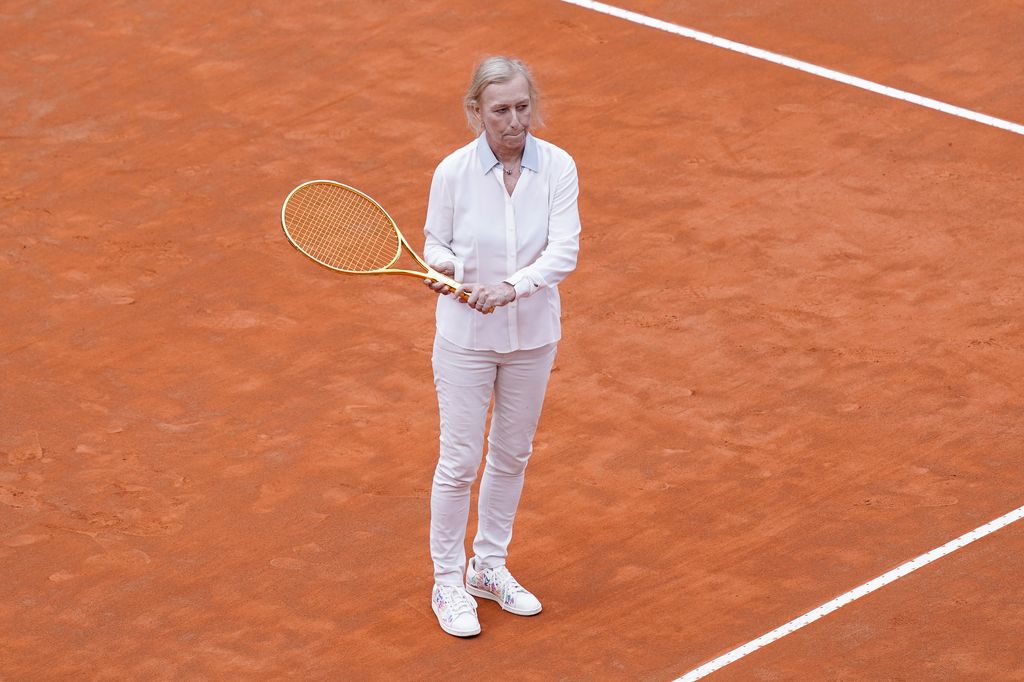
[502,166,517,176]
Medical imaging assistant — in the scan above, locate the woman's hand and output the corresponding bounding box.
[458,282,516,315]
[424,261,457,296]
[424,263,515,314]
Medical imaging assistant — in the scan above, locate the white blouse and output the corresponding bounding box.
[422,133,581,352]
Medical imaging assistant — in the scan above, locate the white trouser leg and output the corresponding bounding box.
[472,342,557,571]
[430,336,495,586]
[429,335,556,586]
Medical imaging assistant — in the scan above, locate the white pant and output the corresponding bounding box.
[430,334,558,586]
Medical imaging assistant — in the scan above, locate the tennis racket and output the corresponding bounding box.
[281,180,468,300]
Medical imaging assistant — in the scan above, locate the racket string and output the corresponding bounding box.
[284,183,401,272]
[295,187,377,268]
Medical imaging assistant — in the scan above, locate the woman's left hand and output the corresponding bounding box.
[457,282,516,315]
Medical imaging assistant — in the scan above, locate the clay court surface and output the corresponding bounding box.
[2,1,1023,679]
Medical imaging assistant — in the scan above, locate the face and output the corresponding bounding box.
[475,74,532,157]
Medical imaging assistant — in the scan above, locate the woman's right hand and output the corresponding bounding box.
[424,261,457,296]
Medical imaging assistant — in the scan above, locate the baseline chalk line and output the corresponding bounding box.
[559,0,1024,137]
[675,503,1024,681]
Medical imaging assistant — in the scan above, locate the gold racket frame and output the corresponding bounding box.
[281,179,463,294]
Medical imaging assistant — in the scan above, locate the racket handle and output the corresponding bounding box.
[426,267,492,313]
[426,268,471,301]
[427,271,490,312]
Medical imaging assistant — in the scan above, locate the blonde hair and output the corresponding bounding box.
[463,56,543,133]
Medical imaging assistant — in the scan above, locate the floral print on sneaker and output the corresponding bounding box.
[467,563,527,608]
[432,584,478,633]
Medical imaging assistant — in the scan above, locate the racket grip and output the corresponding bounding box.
[426,268,470,301]
[426,267,491,312]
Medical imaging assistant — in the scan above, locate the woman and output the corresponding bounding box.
[422,56,581,637]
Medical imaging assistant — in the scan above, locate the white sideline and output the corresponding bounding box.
[675,504,1024,680]
[558,0,1024,137]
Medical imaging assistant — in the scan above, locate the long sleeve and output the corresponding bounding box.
[422,166,465,282]
[503,159,581,299]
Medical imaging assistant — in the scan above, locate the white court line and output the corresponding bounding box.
[559,0,1024,137]
[675,503,1024,680]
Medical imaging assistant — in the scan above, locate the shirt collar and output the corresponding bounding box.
[476,132,540,174]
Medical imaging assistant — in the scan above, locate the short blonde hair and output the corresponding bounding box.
[463,56,543,133]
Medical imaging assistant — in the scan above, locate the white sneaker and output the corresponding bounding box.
[431,584,481,637]
[465,557,542,616]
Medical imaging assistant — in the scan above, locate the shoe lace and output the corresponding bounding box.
[438,585,476,616]
[492,566,526,596]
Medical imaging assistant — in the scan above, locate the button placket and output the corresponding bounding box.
[504,191,518,349]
